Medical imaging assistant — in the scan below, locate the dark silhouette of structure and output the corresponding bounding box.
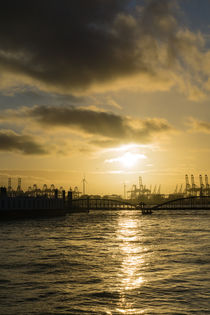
[145,196,210,211]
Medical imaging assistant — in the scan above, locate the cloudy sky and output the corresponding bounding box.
[0,0,209,194]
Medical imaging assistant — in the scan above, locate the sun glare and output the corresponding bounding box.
[105,151,147,168]
[120,152,140,168]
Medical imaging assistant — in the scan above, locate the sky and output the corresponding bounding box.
[0,0,209,195]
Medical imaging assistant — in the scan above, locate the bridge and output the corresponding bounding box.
[71,197,135,211]
[71,196,210,213]
[145,196,210,212]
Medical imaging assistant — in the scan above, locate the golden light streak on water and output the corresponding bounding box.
[116,214,145,314]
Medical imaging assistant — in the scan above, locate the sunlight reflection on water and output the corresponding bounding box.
[116,214,145,313]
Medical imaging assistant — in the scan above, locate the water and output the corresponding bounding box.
[0,210,209,314]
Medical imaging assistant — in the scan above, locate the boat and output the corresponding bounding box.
[136,202,152,214]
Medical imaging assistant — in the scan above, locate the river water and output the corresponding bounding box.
[0,210,209,314]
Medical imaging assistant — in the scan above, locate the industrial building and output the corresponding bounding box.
[127,175,210,204]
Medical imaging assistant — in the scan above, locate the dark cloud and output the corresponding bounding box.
[0,0,191,93]
[0,0,136,91]
[25,105,173,145]
[0,130,47,155]
[28,106,127,138]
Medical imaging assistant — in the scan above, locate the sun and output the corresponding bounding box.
[119,152,146,168]
[120,152,137,167]
[105,147,147,169]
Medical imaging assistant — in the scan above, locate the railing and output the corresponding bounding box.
[72,198,136,211]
